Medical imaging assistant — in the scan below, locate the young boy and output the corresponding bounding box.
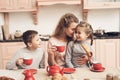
[6,30,45,70]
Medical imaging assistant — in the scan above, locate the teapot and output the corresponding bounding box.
[23,69,35,80]
[46,64,64,76]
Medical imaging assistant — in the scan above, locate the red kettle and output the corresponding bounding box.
[23,69,35,80]
[46,64,64,76]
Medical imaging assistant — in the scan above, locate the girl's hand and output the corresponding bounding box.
[76,55,88,65]
[16,58,24,66]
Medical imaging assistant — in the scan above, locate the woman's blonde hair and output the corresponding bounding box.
[52,13,79,41]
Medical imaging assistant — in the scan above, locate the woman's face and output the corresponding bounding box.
[65,22,78,38]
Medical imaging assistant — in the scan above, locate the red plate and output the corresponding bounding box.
[63,68,76,74]
[23,69,37,74]
[90,67,105,72]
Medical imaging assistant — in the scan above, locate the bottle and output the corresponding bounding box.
[113,75,119,80]
[84,78,90,80]
[14,30,22,38]
[106,73,113,80]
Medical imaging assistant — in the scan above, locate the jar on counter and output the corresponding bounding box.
[14,30,22,38]
[106,73,113,80]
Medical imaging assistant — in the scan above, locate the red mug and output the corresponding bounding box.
[92,62,102,70]
[23,58,33,65]
[56,46,65,52]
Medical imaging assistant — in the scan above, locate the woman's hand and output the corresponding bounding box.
[48,45,57,55]
[48,45,58,66]
[76,55,88,65]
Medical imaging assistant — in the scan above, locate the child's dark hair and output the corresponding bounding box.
[22,30,38,46]
[76,21,94,45]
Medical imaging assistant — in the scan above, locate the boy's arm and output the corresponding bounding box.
[6,50,25,70]
[65,42,74,68]
[6,53,19,70]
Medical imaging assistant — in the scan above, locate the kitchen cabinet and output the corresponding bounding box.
[0,0,36,12]
[0,41,48,69]
[84,0,120,9]
[37,0,81,6]
[0,42,25,69]
[95,39,120,69]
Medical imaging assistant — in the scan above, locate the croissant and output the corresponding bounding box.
[0,76,15,80]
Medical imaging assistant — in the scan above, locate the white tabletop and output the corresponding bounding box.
[0,67,120,80]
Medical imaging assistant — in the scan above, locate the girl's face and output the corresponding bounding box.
[28,34,42,49]
[65,22,78,38]
[75,27,89,41]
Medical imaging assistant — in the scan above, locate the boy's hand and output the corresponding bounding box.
[16,58,24,66]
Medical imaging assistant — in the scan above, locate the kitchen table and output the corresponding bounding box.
[0,67,120,80]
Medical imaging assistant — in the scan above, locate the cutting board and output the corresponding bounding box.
[2,24,10,40]
[3,13,10,40]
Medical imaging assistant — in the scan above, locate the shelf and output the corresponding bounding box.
[0,8,37,12]
[37,0,81,6]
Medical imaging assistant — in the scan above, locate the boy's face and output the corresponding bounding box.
[75,27,89,41]
[28,34,41,49]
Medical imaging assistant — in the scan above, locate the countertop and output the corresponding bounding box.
[0,67,120,80]
[0,32,120,42]
[0,38,49,42]
[94,32,120,39]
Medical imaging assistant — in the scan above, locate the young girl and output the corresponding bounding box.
[65,21,94,68]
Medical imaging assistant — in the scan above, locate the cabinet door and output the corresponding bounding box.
[0,0,12,9]
[14,0,36,9]
[0,0,36,12]
[95,39,120,68]
[84,0,120,9]
[0,44,3,69]
[0,42,25,69]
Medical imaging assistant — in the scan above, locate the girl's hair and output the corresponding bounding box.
[22,30,38,46]
[76,21,94,45]
[52,13,79,41]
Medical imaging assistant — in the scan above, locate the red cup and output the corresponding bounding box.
[92,63,102,70]
[56,46,65,52]
[23,58,33,65]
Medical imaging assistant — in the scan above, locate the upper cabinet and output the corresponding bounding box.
[37,0,81,6]
[0,0,37,12]
[84,0,120,9]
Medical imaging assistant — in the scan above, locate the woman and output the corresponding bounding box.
[48,13,88,67]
